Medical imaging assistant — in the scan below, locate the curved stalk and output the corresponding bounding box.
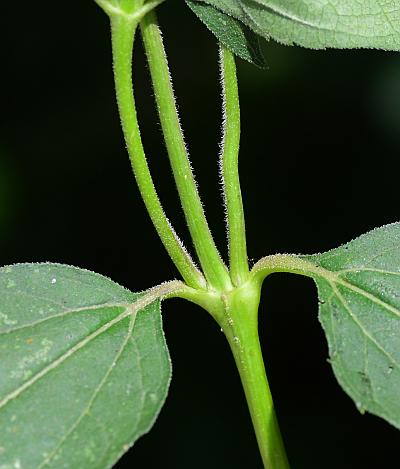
[219,44,250,286]
[251,254,327,284]
[110,15,206,290]
[140,12,232,292]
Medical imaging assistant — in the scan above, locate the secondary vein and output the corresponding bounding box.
[35,314,136,469]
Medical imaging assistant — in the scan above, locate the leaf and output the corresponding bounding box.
[304,223,400,428]
[0,263,172,469]
[198,0,400,50]
[186,0,267,68]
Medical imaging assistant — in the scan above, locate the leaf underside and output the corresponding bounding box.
[305,223,400,428]
[0,263,171,469]
[186,0,267,67]
[196,0,400,50]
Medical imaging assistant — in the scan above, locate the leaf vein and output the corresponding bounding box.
[327,295,364,403]
[331,283,399,370]
[36,314,136,469]
[0,285,168,410]
[0,306,132,410]
[338,268,400,277]
[0,302,130,336]
[334,277,400,320]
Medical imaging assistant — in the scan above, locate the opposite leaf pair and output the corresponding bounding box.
[1,223,399,468]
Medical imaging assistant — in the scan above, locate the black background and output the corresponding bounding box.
[1,1,400,468]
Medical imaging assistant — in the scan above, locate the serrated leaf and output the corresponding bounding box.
[0,263,171,469]
[304,223,400,427]
[186,0,267,67]
[199,0,400,50]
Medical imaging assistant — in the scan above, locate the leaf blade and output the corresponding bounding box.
[0,263,172,469]
[306,223,400,428]
[198,0,400,50]
[186,0,267,67]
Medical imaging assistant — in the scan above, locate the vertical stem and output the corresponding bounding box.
[230,335,290,469]
[110,15,206,290]
[222,285,290,469]
[219,44,249,287]
[140,12,232,292]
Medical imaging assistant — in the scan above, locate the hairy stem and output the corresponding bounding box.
[173,279,290,469]
[140,11,232,291]
[251,254,328,283]
[221,284,290,469]
[110,15,206,290]
[229,331,290,469]
[219,44,249,287]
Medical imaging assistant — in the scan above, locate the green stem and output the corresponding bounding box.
[110,15,206,290]
[219,44,249,287]
[231,337,290,469]
[222,284,290,469]
[139,12,232,292]
[174,280,290,469]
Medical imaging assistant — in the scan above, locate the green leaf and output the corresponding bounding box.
[305,223,400,427]
[198,0,400,50]
[0,263,171,469]
[186,0,267,68]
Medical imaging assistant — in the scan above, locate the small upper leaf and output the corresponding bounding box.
[305,223,400,428]
[0,263,171,469]
[186,0,267,67]
[197,0,400,50]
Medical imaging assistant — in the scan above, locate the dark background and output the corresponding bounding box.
[1,1,400,468]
